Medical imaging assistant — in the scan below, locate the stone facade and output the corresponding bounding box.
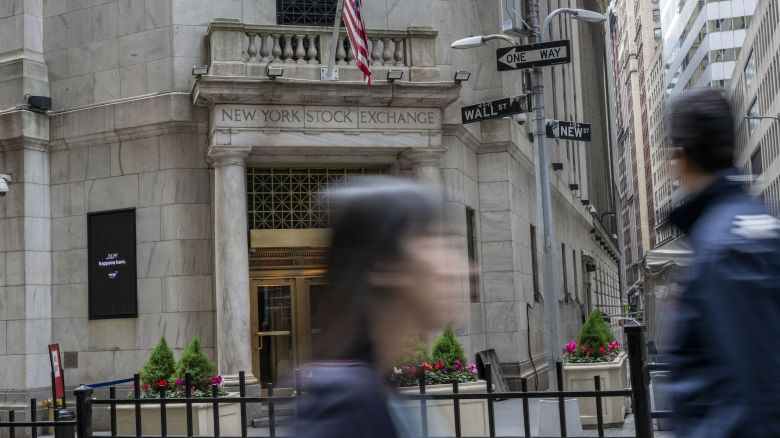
[0,0,621,414]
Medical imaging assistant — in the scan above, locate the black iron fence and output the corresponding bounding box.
[0,324,663,438]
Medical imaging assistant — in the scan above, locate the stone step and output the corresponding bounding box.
[251,406,296,428]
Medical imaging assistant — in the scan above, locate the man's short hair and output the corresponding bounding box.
[668,88,735,172]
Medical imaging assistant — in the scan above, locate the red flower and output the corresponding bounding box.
[434,360,444,370]
[581,346,587,352]
[142,383,149,390]
[157,379,168,388]
[599,346,606,354]
[588,348,594,354]
[421,362,433,371]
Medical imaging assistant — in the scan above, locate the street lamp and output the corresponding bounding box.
[451,34,518,49]
[452,7,606,391]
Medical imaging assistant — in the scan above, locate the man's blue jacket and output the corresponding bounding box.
[668,170,780,437]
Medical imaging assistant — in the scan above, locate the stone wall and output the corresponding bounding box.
[46,94,213,387]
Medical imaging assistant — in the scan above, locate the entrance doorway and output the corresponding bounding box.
[249,245,328,390]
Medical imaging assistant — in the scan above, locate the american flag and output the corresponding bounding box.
[342,0,372,84]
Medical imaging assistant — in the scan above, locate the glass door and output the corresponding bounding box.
[250,279,295,389]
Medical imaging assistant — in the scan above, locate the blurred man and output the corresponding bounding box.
[667,88,780,437]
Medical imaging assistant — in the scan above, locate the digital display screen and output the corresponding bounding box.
[88,209,137,319]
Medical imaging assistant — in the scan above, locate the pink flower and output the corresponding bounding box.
[565,340,578,354]
[599,346,606,354]
[467,363,477,374]
[175,378,184,386]
[211,375,223,387]
[422,362,433,371]
[402,366,416,375]
[453,360,463,371]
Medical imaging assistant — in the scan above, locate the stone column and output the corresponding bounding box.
[208,145,257,386]
[405,148,446,186]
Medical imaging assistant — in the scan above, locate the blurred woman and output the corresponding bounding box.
[296,177,464,438]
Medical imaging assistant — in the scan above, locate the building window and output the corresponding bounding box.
[466,207,480,303]
[751,145,763,176]
[652,9,660,22]
[654,28,662,40]
[531,225,540,302]
[748,99,760,136]
[745,50,756,90]
[277,0,338,26]
[246,167,384,230]
[561,243,568,299]
[573,249,579,301]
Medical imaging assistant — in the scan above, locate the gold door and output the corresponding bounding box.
[250,273,326,390]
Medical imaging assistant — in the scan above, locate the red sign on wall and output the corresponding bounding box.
[49,344,65,399]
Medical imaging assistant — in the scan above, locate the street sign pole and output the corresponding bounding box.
[528,0,563,390]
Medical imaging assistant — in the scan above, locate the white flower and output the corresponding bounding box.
[393,367,402,375]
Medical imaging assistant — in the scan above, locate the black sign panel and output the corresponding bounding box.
[545,120,592,141]
[461,94,531,125]
[88,210,137,319]
[496,40,571,71]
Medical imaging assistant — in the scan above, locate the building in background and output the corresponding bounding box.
[0,0,621,418]
[729,0,780,213]
[609,0,657,285]
[662,0,757,94]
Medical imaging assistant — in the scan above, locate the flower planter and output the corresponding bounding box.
[116,394,241,437]
[563,353,628,428]
[396,381,490,437]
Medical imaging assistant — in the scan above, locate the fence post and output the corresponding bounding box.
[625,323,653,438]
[74,385,94,438]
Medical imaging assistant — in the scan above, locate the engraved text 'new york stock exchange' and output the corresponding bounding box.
[215,105,440,131]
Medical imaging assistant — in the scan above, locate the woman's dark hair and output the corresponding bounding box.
[668,87,735,172]
[312,177,440,363]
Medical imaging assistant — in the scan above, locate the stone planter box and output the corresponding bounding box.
[116,394,241,437]
[397,381,490,437]
[563,353,628,427]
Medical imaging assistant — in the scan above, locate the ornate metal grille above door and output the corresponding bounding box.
[247,167,385,230]
[276,0,338,26]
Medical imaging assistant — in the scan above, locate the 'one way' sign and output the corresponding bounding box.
[496,40,571,71]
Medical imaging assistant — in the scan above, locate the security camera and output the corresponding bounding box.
[587,204,597,215]
[514,113,527,125]
[0,174,12,197]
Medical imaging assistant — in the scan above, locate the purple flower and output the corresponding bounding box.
[211,375,223,387]
[467,363,477,374]
[453,360,463,371]
[175,378,184,386]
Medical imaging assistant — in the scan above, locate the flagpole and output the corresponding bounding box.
[326,0,345,80]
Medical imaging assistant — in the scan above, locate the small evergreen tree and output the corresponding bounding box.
[577,310,614,355]
[175,337,216,390]
[140,337,175,387]
[431,328,467,368]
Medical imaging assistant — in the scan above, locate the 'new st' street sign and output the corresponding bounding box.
[496,40,571,72]
[546,120,592,141]
[461,94,531,125]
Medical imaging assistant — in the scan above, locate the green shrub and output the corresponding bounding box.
[577,310,614,354]
[174,337,216,390]
[431,328,467,368]
[140,337,175,388]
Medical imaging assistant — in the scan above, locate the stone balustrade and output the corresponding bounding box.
[206,19,439,80]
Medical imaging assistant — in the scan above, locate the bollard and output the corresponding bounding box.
[625,323,653,438]
[74,385,94,438]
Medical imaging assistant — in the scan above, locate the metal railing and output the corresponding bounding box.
[1,325,661,438]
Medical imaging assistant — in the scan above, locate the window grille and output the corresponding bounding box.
[247,167,384,230]
[277,0,338,26]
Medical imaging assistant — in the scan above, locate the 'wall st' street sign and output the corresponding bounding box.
[496,40,571,71]
[546,120,592,141]
[461,94,531,125]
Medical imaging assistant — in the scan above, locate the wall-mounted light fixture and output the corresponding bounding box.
[454,70,471,83]
[552,162,564,171]
[267,65,285,78]
[387,70,404,83]
[192,65,209,76]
